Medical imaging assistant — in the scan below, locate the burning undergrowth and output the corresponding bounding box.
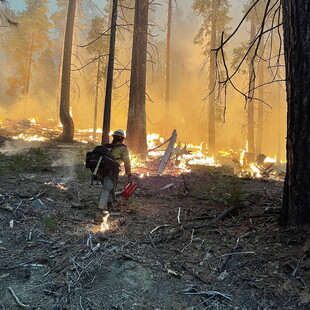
[0,118,286,181]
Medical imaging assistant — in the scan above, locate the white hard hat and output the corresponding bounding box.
[112,129,125,138]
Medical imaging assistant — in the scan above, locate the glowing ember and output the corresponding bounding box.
[100,212,110,232]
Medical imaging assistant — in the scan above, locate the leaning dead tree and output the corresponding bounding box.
[126,0,149,154]
[58,0,76,142]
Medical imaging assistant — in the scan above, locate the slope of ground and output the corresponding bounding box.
[0,142,309,310]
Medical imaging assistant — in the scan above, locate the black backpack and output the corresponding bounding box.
[85,143,125,184]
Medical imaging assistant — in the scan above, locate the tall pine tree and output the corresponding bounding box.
[193,0,231,155]
[126,0,149,154]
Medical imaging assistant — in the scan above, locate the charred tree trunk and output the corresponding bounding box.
[164,0,172,137]
[58,0,76,142]
[247,18,256,157]
[101,0,118,145]
[256,60,264,155]
[126,0,149,154]
[208,0,217,155]
[93,56,101,141]
[281,0,310,225]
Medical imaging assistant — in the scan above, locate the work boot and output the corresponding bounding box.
[94,210,105,224]
[107,202,113,212]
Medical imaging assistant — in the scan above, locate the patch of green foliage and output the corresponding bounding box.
[191,166,245,207]
[42,215,58,233]
[75,164,92,181]
[0,147,51,173]
[74,145,96,182]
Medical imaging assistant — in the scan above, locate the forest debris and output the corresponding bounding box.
[218,246,242,272]
[217,270,229,281]
[160,183,174,190]
[184,205,238,230]
[167,269,181,278]
[156,130,177,175]
[181,229,194,253]
[31,199,47,211]
[181,263,210,285]
[181,287,232,301]
[150,224,171,234]
[91,243,101,252]
[177,207,181,224]
[2,203,13,211]
[27,231,32,241]
[8,286,30,308]
[292,254,308,287]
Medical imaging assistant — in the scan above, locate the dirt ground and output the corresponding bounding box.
[0,142,310,310]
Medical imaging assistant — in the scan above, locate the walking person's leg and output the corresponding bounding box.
[98,174,114,211]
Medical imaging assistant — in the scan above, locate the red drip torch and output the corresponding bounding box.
[121,182,138,198]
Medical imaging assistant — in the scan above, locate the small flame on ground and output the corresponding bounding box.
[44,182,68,191]
[100,212,110,232]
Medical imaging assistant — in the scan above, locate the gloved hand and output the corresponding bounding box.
[127,174,133,183]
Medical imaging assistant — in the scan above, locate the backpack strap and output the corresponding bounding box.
[104,143,127,149]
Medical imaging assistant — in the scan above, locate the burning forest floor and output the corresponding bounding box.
[0,141,309,310]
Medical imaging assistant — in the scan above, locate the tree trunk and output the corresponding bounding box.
[276,83,282,164]
[24,33,34,98]
[281,0,310,225]
[101,0,118,145]
[93,56,101,141]
[256,60,264,155]
[58,0,76,142]
[164,0,172,137]
[208,0,217,155]
[126,0,149,154]
[247,18,256,156]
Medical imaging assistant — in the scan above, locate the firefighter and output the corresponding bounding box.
[96,129,132,218]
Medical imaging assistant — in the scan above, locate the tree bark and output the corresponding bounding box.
[164,0,172,137]
[93,56,101,141]
[276,83,282,164]
[24,33,34,98]
[101,0,118,145]
[247,18,256,156]
[208,0,217,155]
[126,0,149,154]
[281,0,310,225]
[58,0,76,142]
[256,60,264,155]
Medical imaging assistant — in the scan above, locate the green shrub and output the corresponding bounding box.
[191,168,245,207]
[42,215,58,232]
[0,147,51,173]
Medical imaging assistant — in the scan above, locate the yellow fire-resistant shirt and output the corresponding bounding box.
[111,142,131,175]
